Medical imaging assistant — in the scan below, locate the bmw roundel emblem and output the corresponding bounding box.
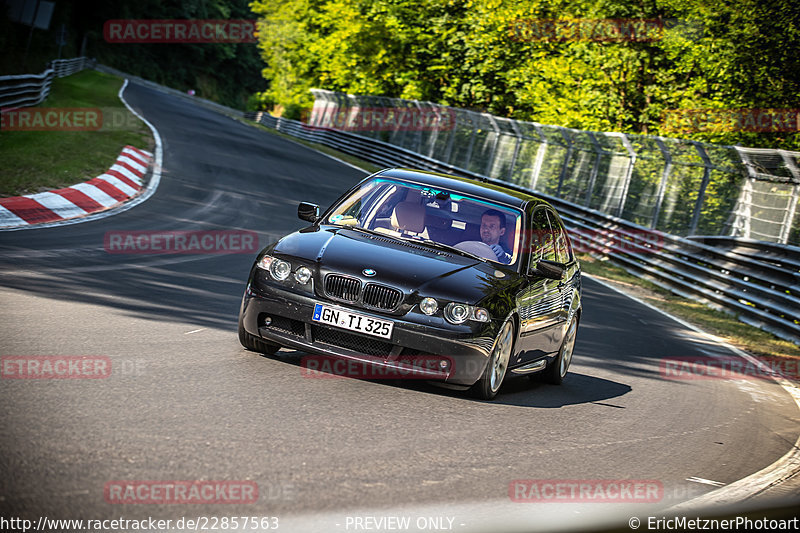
[362,268,376,277]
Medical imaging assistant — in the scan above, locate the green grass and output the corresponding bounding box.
[241,118,383,174]
[578,253,800,362]
[0,70,153,197]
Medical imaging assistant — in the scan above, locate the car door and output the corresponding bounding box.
[515,207,564,363]
[546,209,577,341]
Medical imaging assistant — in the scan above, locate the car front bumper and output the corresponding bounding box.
[239,283,498,386]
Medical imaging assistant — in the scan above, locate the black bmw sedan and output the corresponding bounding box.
[238,168,581,400]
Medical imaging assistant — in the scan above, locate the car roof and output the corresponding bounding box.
[376,168,548,210]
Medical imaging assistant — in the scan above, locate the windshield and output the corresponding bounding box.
[325,177,523,266]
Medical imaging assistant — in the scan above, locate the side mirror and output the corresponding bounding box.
[534,259,566,280]
[298,202,320,223]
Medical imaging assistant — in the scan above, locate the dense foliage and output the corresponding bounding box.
[1,0,265,109]
[251,0,800,150]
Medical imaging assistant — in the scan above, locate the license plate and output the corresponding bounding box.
[312,303,393,339]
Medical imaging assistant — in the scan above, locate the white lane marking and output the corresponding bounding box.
[70,182,118,207]
[0,78,164,232]
[586,274,800,508]
[27,191,87,219]
[686,477,726,487]
[184,328,206,335]
[96,174,138,196]
[0,205,28,226]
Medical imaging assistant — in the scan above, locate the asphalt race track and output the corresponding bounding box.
[1,82,799,531]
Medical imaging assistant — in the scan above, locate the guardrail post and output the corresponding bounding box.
[555,127,574,197]
[530,124,548,191]
[689,142,712,236]
[611,133,636,217]
[731,146,761,239]
[484,114,502,177]
[583,133,604,207]
[463,112,478,169]
[506,121,523,182]
[651,137,674,229]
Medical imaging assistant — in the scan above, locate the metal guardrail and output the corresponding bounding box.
[0,57,93,110]
[254,113,800,344]
[308,89,800,246]
[0,69,54,109]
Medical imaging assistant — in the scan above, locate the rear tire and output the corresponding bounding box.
[471,319,515,400]
[542,315,578,385]
[238,320,280,355]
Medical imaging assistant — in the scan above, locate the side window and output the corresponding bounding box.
[546,210,572,264]
[529,208,556,270]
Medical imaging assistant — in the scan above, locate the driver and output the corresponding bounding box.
[480,209,511,264]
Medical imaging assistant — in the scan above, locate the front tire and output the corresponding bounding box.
[542,315,578,385]
[238,319,280,355]
[471,319,515,400]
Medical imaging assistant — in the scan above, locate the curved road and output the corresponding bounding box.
[1,81,798,530]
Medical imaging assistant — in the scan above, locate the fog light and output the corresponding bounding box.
[263,316,272,326]
[294,266,312,284]
[439,359,449,369]
[420,297,438,316]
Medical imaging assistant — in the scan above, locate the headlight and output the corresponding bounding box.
[443,302,491,324]
[256,255,292,281]
[419,297,438,316]
[444,302,470,324]
[294,266,312,284]
[270,258,292,281]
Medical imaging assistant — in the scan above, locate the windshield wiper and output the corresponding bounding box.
[407,237,488,263]
[339,224,405,242]
[342,225,488,263]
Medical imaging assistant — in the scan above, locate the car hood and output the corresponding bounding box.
[269,226,517,303]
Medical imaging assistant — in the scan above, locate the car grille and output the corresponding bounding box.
[363,283,402,310]
[311,326,393,358]
[325,274,361,302]
[323,273,403,311]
